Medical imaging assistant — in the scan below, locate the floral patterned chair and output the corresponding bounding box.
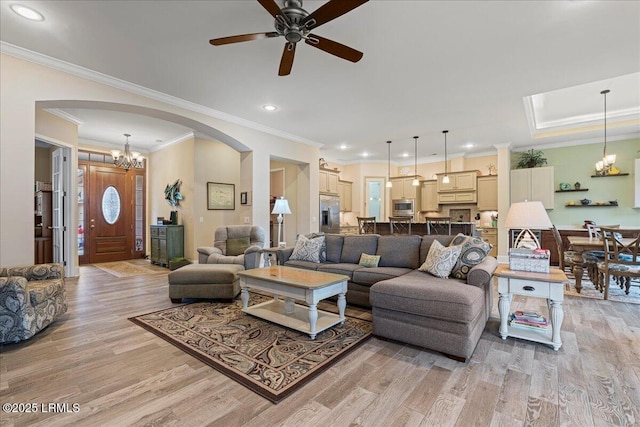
[0,263,68,344]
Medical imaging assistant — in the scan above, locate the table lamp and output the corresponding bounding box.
[271,197,291,247]
[504,200,552,249]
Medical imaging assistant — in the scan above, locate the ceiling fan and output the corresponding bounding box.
[209,0,369,76]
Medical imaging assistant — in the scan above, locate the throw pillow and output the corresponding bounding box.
[289,235,325,263]
[449,233,492,280]
[419,240,462,278]
[226,237,250,256]
[304,232,327,262]
[359,253,381,268]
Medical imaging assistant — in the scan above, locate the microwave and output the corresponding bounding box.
[392,199,415,217]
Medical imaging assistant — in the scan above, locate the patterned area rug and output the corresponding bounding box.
[564,269,640,304]
[129,295,372,403]
[94,261,163,278]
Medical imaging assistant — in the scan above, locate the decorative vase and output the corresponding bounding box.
[574,182,581,190]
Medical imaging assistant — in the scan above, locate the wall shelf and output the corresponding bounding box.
[590,173,629,178]
[555,189,589,193]
[565,204,618,208]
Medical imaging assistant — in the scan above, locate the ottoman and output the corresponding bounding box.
[168,264,244,303]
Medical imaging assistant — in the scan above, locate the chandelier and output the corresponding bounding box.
[111,134,143,171]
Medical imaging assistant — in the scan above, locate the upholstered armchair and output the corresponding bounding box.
[0,263,68,344]
[197,225,265,270]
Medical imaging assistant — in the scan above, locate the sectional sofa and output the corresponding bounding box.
[277,234,498,361]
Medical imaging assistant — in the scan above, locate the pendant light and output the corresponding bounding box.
[412,136,420,186]
[386,141,393,188]
[594,89,616,175]
[442,130,450,184]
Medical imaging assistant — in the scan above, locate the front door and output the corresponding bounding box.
[89,165,130,263]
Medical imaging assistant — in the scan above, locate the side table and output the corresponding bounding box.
[494,265,568,351]
[262,247,281,267]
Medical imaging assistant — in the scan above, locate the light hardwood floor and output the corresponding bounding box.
[1,262,639,427]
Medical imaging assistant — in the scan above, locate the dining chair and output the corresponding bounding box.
[596,228,640,299]
[357,217,377,234]
[551,225,584,290]
[426,217,451,235]
[389,216,412,235]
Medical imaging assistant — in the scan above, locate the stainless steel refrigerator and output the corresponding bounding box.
[320,194,340,234]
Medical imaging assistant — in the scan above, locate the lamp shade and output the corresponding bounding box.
[271,197,291,215]
[503,201,552,230]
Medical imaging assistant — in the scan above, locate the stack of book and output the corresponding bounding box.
[509,311,548,332]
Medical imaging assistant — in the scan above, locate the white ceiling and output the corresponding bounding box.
[2,0,639,165]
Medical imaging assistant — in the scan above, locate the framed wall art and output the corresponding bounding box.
[207,182,235,210]
[240,191,251,206]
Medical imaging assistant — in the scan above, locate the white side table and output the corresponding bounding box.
[261,247,281,267]
[494,265,568,351]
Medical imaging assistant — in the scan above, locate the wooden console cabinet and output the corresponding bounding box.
[150,225,184,267]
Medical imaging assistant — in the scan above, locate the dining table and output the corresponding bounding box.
[566,235,635,297]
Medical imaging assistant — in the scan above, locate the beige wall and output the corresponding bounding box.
[0,53,320,270]
[34,147,52,183]
[192,137,243,253]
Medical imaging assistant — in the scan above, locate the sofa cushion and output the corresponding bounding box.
[419,235,455,265]
[290,235,325,263]
[317,263,363,279]
[359,253,381,268]
[284,260,322,270]
[449,233,492,280]
[226,237,250,256]
[325,234,344,263]
[352,266,414,286]
[377,235,421,269]
[340,235,378,264]
[419,240,461,278]
[370,270,485,323]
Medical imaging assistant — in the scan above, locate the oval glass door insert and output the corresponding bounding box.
[102,185,121,224]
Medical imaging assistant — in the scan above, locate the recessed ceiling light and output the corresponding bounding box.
[402,153,409,158]
[263,104,277,112]
[362,152,369,157]
[10,4,44,21]
[339,144,347,150]
[463,143,474,149]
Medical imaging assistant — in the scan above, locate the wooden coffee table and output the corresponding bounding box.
[237,266,349,339]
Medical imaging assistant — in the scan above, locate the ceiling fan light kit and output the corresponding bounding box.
[209,0,369,76]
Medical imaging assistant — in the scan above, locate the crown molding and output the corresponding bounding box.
[151,132,195,152]
[1,42,322,148]
[43,108,83,126]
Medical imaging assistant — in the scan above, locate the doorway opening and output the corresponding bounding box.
[364,177,385,221]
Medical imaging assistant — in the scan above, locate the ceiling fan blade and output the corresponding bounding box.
[258,0,283,19]
[301,0,369,30]
[279,42,296,76]
[305,34,363,63]
[209,32,280,46]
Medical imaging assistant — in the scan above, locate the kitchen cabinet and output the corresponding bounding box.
[420,180,440,212]
[481,228,498,257]
[435,171,479,204]
[150,225,184,267]
[436,171,479,192]
[338,180,352,212]
[438,192,477,204]
[390,176,422,200]
[477,175,498,211]
[319,168,339,194]
[510,166,554,209]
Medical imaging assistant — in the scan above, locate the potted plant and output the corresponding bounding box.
[515,149,548,169]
